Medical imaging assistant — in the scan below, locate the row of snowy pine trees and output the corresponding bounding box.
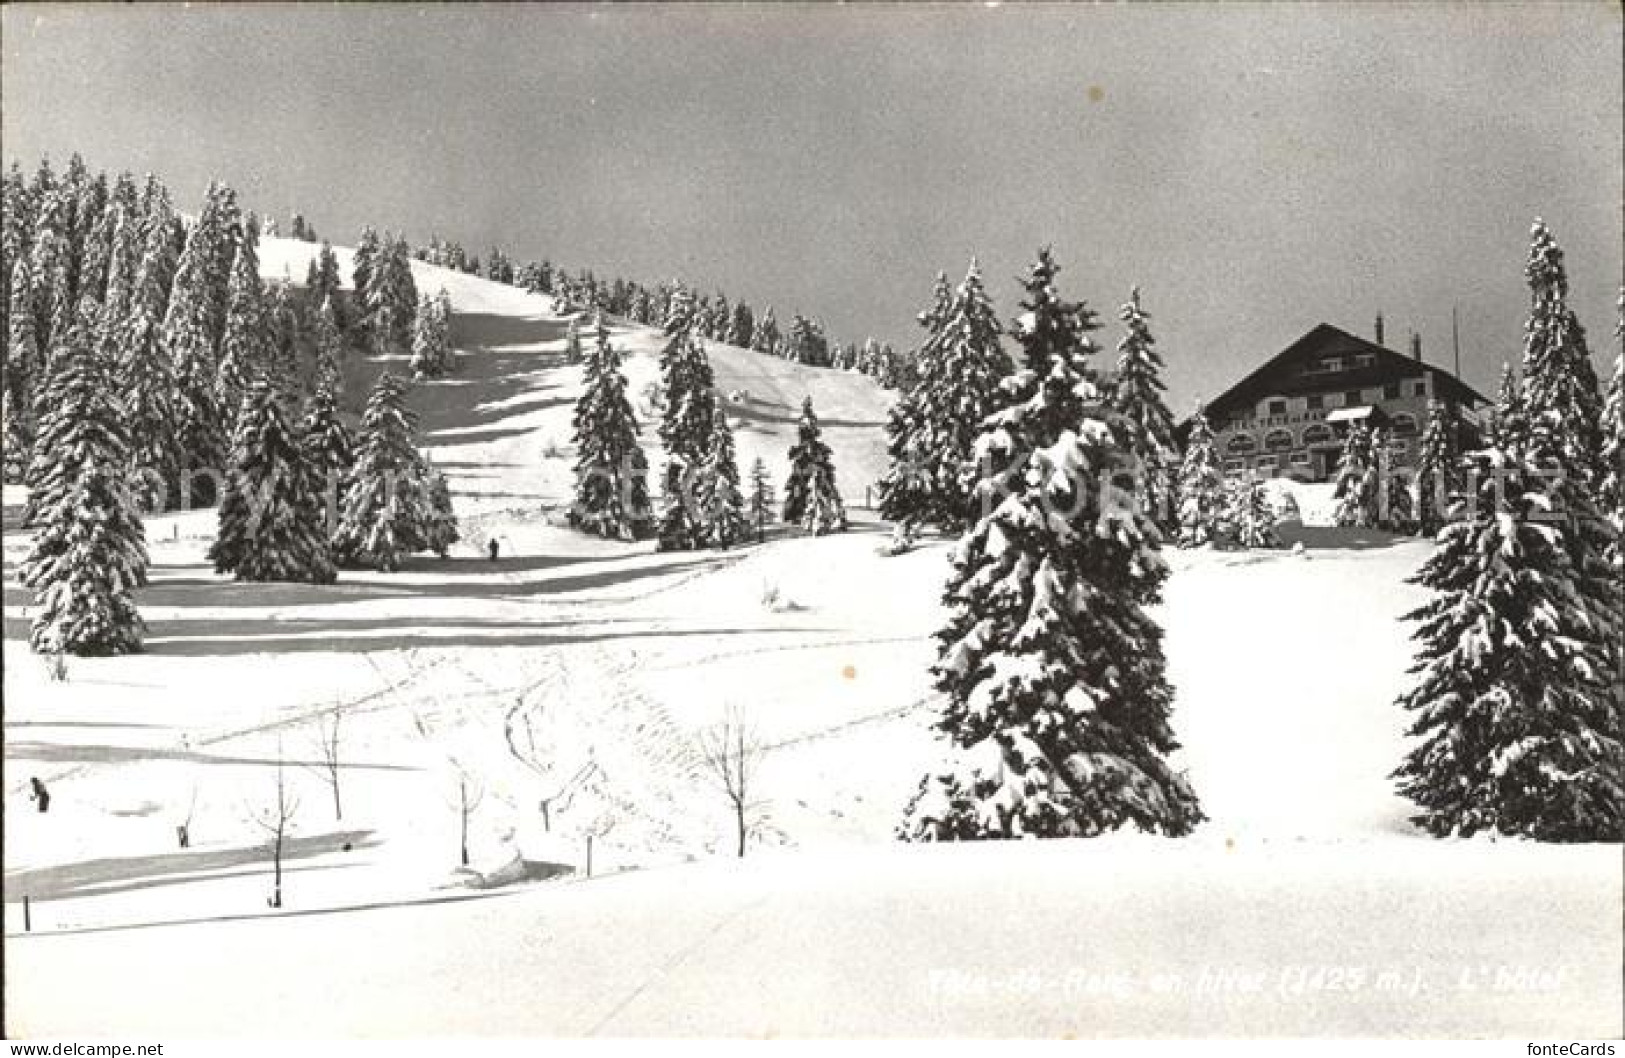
[881,225,1622,843]
[445,237,918,389]
[1391,221,1621,841]
[3,154,459,657]
[564,299,848,546]
[875,258,1284,552]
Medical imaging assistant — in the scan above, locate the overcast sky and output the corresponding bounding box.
[3,3,1619,410]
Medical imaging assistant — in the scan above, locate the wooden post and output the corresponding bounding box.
[23,894,31,932]
[585,834,593,879]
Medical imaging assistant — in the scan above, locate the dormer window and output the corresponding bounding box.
[1322,357,1343,372]
[1267,399,1286,416]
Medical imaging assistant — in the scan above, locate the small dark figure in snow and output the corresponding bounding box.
[29,777,50,814]
[488,539,500,562]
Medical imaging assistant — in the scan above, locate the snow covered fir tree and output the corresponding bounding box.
[1225,474,1280,549]
[210,380,337,584]
[331,372,453,571]
[1111,287,1179,535]
[901,249,1203,840]
[1391,436,1623,840]
[780,396,846,535]
[1176,408,1226,547]
[19,305,148,656]
[655,289,719,551]
[1391,220,1623,842]
[410,289,453,379]
[697,406,750,548]
[746,456,775,537]
[1410,397,1462,537]
[568,314,653,540]
[876,260,1010,535]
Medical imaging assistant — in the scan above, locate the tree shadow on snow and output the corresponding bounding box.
[449,312,566,351]
[134,555,729,613]
[4,738,420,772]
[1276,524,1416,551]
[140,623,820,659]
[4,829,376,903]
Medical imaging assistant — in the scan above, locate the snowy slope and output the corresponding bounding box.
[256,236,895,517]
[3,239,1618,1037]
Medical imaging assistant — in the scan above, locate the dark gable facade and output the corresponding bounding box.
[1200,322,1489,482]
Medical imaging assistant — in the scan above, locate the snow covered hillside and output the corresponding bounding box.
[4,244,1618,1036]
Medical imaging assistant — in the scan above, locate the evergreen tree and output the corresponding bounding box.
[95,200,142,361]
[1515,224,1618,685]
[362,234,417,357]
[19,308,147,655]
[878,260,1011,535]
[697,406,750,548]
[1411,399,1462,537]
[308,294,346,403]
[1392,439,1623,840]
[751,305,779,355]
[217,232,272,414]
[1225,474,1279,548]
[409,289,452,378]
[656,298,718,551]
[423,465,460,558]
[119,219,183,512]
[27,190,72,358]
[568,315,653,540]
[901,249,1202,841]
[299,345,355,530]
[305,240,342,314]
[1520,219,1605,487]
[1112,288,1179,534]
[1601,294,1623,578]
[210,381,336,584]
[4,258,39,482]
[562,318,583,365]
[332,373,435,570]
[728,301,755,349]
[780,397,846,535]
[1332,422,1377,527]
[1490,363,1525,449]
[1176,409,1226,547]
[76,192,117,313]
[266,280,302,395]
[163,187,235,498]
[747,456,775,536]
[351,226,379,335]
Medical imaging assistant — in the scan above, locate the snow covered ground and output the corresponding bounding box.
[4,246,1618,1037]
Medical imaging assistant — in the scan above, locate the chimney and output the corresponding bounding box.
[1375,312,1386,347]
[1410,332,1422,362]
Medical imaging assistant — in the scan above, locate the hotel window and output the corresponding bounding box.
[1383,382,1400,400]
[1289,451,1312,465]
[1307,393,1324,410]
[1223,459,1245,473]
[1264,429,1294,452]
[1355,353,1375,367]
[1323,358,1343,372]
[1302,424,1335,446]
[1227,434,1259,455]
[1413,381,1427,396]
[1267,399,1286,416]
[1344,390,1363,406]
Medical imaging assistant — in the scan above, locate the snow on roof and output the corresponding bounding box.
[1326,406,1376,423]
